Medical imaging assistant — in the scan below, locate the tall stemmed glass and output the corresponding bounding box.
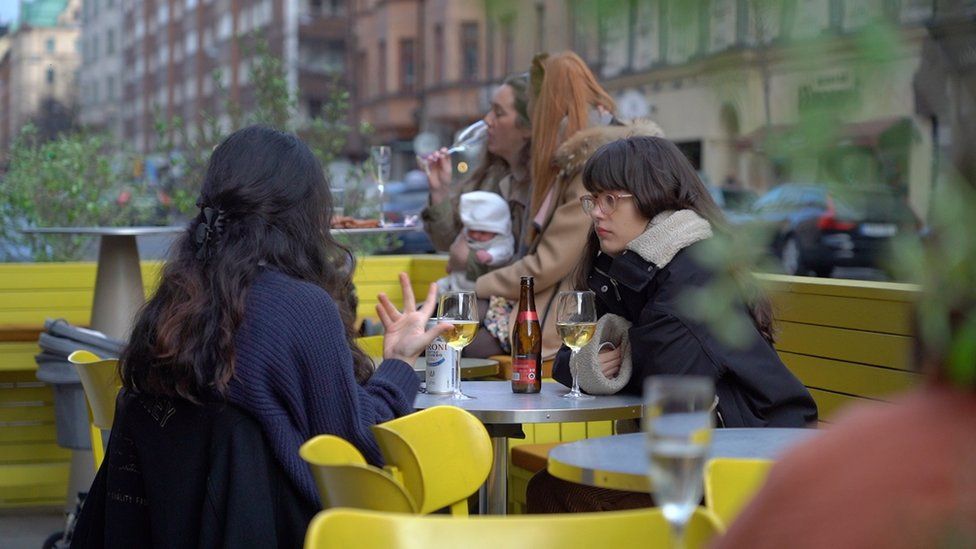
[416,120,488,176]
[555,291,597,400]
[643,376,715,549]
[370,145,391,226]
[438,291,479,400]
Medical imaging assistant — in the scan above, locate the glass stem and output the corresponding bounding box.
[454,347,462,396]
[570,349,580,395]
[669,523,686,549]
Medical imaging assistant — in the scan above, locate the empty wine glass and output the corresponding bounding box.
[370,145,391,226]
[555,291,597,400]
[438,291,479,400]
[416,120,488,176]
[643,376,715,549]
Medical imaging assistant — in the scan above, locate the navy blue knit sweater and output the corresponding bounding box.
[225,269,419,506]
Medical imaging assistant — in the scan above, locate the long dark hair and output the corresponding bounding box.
[121,126,372,402]
[577,136,776,343]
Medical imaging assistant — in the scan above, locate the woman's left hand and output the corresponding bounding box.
[597,345,622,379]
[376,272,449,364]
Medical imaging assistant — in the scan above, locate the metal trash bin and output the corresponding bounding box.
[34,319,124,450]
[35,359,91,449]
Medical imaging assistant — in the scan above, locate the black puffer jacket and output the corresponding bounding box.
[553,240,818,428]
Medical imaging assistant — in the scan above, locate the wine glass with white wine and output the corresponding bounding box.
[555,291,597,400]
[438,291,479,400]
[643,376,715,549]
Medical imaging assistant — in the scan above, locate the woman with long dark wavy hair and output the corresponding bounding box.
[73,126,447,547]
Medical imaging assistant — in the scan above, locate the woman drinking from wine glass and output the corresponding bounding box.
[71,126,449,547]
[527,135,817,513]
[421,72,533,254]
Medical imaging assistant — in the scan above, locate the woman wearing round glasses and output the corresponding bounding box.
[530,135,818,514]
[552,135,817,426]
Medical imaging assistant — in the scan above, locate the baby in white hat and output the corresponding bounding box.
[437,191,515,293]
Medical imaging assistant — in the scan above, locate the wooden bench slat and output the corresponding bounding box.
[771,292,913,336]
[0,442,72,464]
[759,273,920,302]
[781,352,921,399]
[775,321,913,371]
[807,388,884,421]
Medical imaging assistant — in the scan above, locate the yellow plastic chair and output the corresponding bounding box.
[304,506,722,549]
[371,406,492,516]
[298,434,417,513]
[704,457,774,528]
[355,335,384,359]
[67,350,121,469]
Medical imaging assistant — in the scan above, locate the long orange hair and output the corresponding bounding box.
[529,51,617,217]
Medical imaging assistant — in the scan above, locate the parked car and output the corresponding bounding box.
[746,183,918,277]
[709,186,759,224]
[380,170,435,254]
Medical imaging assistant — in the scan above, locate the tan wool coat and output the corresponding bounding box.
[475,119,665,359]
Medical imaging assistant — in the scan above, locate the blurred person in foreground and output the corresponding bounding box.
[470,51,666,358]
[72,126,448,547]
[716,13,976,547]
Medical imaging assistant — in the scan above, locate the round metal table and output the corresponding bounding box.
[22,226,186,339]
[548,428,818,492]
[415,381,643,514]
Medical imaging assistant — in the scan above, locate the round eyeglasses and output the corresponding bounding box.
[580,193,635,215]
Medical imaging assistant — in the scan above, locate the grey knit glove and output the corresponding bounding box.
[571,314,633,395]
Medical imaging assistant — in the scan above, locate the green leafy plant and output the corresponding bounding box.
[1,125,162,261]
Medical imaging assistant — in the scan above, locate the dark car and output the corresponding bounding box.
[747,183,918,277]
[709,186,759,225]
[380,170,435,254]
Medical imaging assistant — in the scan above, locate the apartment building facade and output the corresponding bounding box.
[78,0,125,137]
[117,0,351,153]
[0,0,82,157]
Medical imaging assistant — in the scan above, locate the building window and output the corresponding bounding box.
[107,30,116,55]
[356,50,367,100]
[460,22,479,81]
[433,24,444,83]
[500,15,514,75]
[46,67,55,85]
[535,3,545,56]
[308,98,323,117]
[46,38,56,53]
[399,38,415,92]
[378,40,387,94]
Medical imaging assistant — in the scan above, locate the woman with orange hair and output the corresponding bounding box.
[468,51,664,358]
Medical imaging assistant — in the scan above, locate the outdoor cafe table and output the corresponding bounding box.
[548,428,818,493]
[414,381,644,515]
[21,226,185,340]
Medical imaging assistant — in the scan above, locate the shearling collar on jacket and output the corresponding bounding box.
[627,210,713,268]
[554,118,666,179]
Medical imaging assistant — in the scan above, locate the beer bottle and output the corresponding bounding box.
[511,276,542,393]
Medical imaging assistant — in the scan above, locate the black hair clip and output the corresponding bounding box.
[194,205,226,260]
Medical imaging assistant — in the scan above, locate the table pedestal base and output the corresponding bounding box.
[90,235,145,340]
[479,436,509,515]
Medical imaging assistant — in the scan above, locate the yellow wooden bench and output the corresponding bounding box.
[760,274,922,422]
